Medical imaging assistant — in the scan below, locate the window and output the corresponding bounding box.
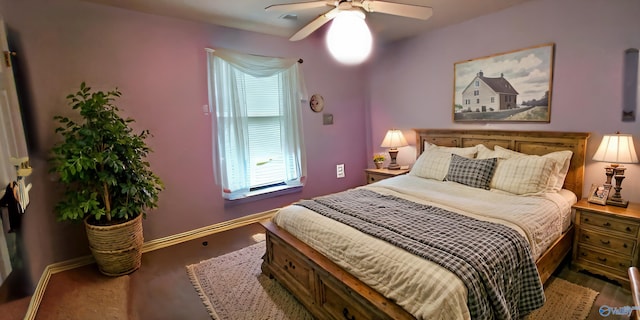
[491,97,495,103]
[207,48,307,200]
[243,73,286,189]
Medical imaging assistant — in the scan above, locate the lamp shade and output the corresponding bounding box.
[325,10,372,65]
[592,133,639,164]
[380,129,408,149]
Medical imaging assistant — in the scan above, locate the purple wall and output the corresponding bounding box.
[1,0,368,284]
[368,0,640,203]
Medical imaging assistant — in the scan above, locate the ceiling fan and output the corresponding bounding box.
[266,0,433,41]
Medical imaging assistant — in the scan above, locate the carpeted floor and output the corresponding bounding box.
[36,268,133,320]
[188,242,601,320]
[1,296,31,320]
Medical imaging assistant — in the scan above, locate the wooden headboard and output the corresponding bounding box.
[415,129,590,199]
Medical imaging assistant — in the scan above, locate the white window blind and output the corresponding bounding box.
[243,73,286,188]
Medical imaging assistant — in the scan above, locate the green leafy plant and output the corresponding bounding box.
[373,153,386,162]
[50,82,164,225]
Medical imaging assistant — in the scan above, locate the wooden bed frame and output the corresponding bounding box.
[261,129,590,320]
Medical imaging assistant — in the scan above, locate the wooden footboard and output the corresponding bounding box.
[261,220,574,319]
[261,220,415,320]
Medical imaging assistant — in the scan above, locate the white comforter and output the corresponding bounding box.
[272,175,575,320]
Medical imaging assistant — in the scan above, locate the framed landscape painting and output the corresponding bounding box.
[453,43,555,122]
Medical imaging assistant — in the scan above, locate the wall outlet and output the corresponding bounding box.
[336,164,345,178]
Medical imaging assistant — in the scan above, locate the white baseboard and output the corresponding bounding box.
[23,209,277,320]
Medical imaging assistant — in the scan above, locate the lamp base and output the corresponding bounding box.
[387,163,401,170]
[387,148,401,170]
[607,173,629,208]
[607,199,629,208]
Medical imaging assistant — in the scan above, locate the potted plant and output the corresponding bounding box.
[373,153,386,169]
[49,82,164,276]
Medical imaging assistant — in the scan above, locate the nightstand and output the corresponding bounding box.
[572,199,640,287]
[364,168,409,184]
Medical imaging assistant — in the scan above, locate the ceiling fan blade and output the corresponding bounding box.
[289,8,339,41]
[356,1,433,20]
[266,1,333,12]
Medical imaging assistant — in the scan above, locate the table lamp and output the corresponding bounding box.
[592,132,639,207]
[380,129,408,170]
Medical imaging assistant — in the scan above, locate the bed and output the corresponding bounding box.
[261,129,589,320]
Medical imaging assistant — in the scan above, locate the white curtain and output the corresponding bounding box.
[206,48,308,198]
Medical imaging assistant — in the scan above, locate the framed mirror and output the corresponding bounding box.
[0,19,29,297]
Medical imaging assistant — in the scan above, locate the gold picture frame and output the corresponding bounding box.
[587,183,610,205]
[453,43,555,122]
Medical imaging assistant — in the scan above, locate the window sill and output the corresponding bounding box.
[224,184,302,206]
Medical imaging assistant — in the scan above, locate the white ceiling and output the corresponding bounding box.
[79,0,534,43]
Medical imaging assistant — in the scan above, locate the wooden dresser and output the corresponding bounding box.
[364,168,409,184]
[572,199,640,287]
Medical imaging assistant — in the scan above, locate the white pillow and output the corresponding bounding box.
[540,150,573,191]
[493,146,572,192]
[423,142,478,156]
[410,144,477,181]
[476,144,499,159]
[490,155,557,195]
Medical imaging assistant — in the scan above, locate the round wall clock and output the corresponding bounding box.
[309,94,324,113]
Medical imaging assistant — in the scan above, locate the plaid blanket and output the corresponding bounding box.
[295,189,545,320]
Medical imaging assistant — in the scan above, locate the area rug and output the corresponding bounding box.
[186,241,313,320]
[527,277,599,320]
[187,242,599,320]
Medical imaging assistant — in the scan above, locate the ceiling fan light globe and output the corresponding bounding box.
[325,10,372,65]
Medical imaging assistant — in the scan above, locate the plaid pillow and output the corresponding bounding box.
[491,155,557,194]
[493,146,571,193]
[446,154,497,190]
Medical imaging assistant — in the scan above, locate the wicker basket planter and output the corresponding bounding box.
[85,214,144,276]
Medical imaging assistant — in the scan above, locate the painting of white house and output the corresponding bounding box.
[453,43,554,122]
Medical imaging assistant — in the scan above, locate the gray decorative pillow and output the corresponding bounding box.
[446,154,497,190]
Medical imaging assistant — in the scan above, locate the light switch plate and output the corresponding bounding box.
[336,164,345,178]
[323,113,334,125]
